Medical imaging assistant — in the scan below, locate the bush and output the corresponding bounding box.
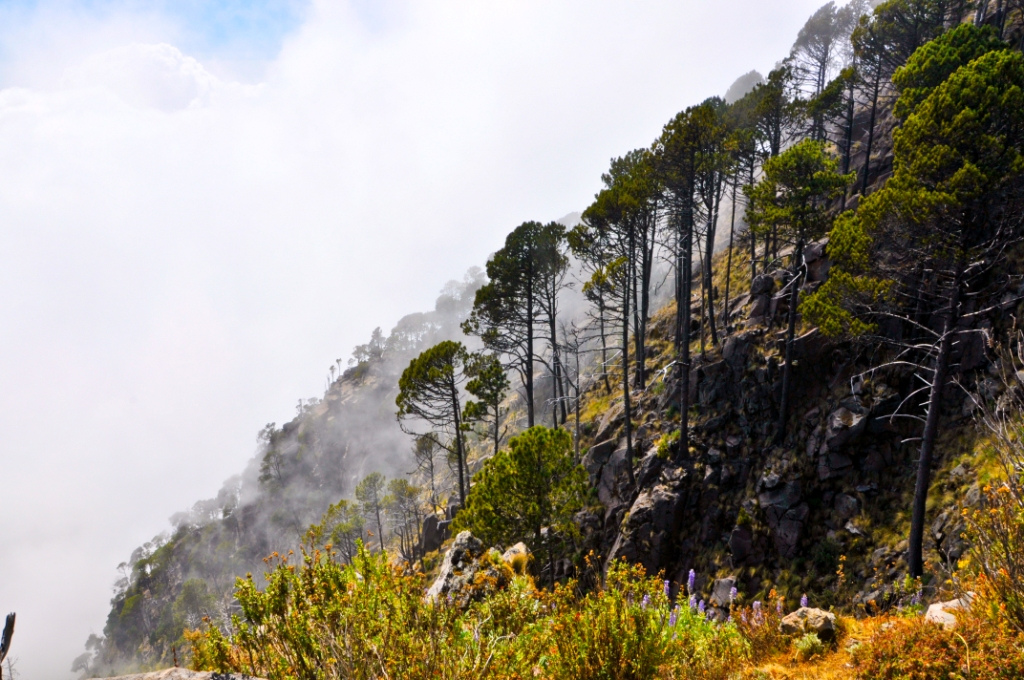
[852,604,1024,679]
[732,592,787,663]
[794,632,824,661]
[188,543,750,680]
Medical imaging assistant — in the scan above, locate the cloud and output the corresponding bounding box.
[61,43,221,111]
[0,1,832,677]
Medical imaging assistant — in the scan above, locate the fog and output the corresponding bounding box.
[0,1,833,677]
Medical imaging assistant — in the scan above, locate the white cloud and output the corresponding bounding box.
[0,1,831,677]
[61,43,222,111]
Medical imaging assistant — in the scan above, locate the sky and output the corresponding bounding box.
[0,0,833,677]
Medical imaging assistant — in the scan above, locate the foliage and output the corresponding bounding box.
[794,632,825,661]
[745,139,853,250]
[732,595,788,663]
[852,600,1024,679]
[892,23,1007,119]
[188,544,751,680]
[396,340,471,504]
[308,499,364,564]
[453,426,588,578]
[462,350,510,456]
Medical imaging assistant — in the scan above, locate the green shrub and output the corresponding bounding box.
[657,430,681,459]
[794,632,824,661]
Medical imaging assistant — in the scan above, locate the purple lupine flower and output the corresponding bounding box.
[689,594,697,611]
[777,598,784,614]
[642,594,650,610]
[911,591,921,606]
[741,610,748,624]
[752,600,762,625]
[729,586,738,603]
[669,606,678,627]
[664,580,671,597]
[800,593,809,608]
[687,569,696,595]
[698,599,706,614]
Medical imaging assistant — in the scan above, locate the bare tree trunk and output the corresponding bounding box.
[705,178,723,346]
[622,267,636,489]
[861,62,882,197]
[451,385,467,506]
[723,177,738,332]
[841,60,857,210]
[775,241,805,443]
[677,209,694,461]
[908,272,962,577]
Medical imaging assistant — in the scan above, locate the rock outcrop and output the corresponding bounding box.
[780,607,838,641]
[425,531,520,605]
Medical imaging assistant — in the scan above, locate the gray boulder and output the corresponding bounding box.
[780,607,838,641]
[925,594,974,630]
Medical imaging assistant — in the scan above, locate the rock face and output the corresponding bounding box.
[780,607,838,641]
[606,465,690,574]
[89,671,264,680]
[757,482,807,559]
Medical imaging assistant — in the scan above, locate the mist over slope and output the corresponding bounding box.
[70,1,1024,677]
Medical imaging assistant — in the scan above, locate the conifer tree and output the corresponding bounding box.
[355,472,388,553]
[746,140,853,442]
[396,341,471,506]
[464,222,568,428]
[453,427,587,584]
[462,351,510,457]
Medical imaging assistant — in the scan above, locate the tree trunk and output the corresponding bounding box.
[452,385,467,506]
[841,60,856,210]
[599,298,612,393]
[705,178,723,346]
[860,62,882,197]
[749,161,757,282]
[775,240,805,444]
[526,261,535,427]
[908,272,962,577]
[638,211,655,389]
[677,208,694,461]
[622,266,636,489]
[723,177,738,332]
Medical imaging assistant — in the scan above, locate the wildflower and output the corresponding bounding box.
[800,593,808,608]
[664,580,671,597]
[689,594,697,611]
[776,598,784,614]
[740,610,748,624]
[687,569,696,594]
[729,586,737,603]
[698,599,706,614]
[642,594,650,610]
[669,606,678,627]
